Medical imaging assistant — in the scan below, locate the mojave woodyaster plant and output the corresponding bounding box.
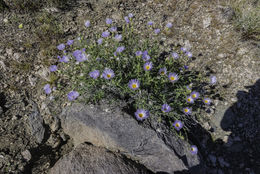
[43,13,218,155]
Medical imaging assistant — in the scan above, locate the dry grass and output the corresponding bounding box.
[227,0,260,40]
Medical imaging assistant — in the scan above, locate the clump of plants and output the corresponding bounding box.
[44,14,218,155]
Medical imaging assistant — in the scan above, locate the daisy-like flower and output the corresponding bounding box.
[114,34,122,41]
[142,51,150,61]
[191,145,198,155]
[210,75,217,85]
[183,107,192,115]
[128,79,140,90]
[89,70,100,79]
[203,98,211,105]
[186,51,192,58]
[173,120,183,131]
[166,22,173,28]
[128,13,134,18]
[154,29,160,34]
[172,52,179,59]
[44,84,51,94]
[159,67,167,75]
[135,51,142,57]
[67,91,79,101]
[67,39,74,46]
[135,109,149,121]
[97,38,103,45]
[109,26,117,32]
[116,46,125,53]
[59,55,69,63]
[191,91,200,100]
[168,73,179,82]
[57,43,65,51]
[73,50,88,62]
[102,68,115,80]
[102,30,110,38]
[85,20,90,27]
[106,18,112,25]
[186,95,194,104]
[147,21,153,25]
[143,61,153,71]
[161,104,171,113]
[124,16,130,23]
[49,65,57,72]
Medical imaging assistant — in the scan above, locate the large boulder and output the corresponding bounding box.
[49,143,153,174]
[57,103,202,173]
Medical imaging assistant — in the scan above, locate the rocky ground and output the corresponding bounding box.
[0,0,259,173]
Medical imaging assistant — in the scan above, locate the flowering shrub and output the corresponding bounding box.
[44,14,217,150]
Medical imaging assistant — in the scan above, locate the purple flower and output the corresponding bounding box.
[142,52,150,61]
[203,98,211,105]
[124,16,130,23]
[57,43,65,51]
[191,91,200,100]
[210,75,217,85]
[135,109,149,121]
[106,18,113,25]
[49,65,58,72]
[161,104,171,113]
[114,34,122,41]
[102,68,115,80]
[135,51,142,57]
[173,120,183,131]
[67,39,74,46]
[73,50,88,62]
[172,52,179,59]
[67,91,79,101]
[85,20,90,27]
[154,29,160,34]
[44,84,52,94]
[97,38,103,45]
[59,55,69,63]
[181,47,187,53]
[89,70,100,79]
[128,79,140,90]
[186,95,194,104]
[186,52,192,58]
[102,30,110,38]
[116,46,125,53]
[147,21,153,25]
[184,65,189,70]
[191,145,198,155]
[128,13,134,18]
[183,107,192,115]
[186,84,192,91]
[144,62,153,71]
[109,26,117,32]
[168,73,179,82]
[159,67,167,75]
[166,22,173,28]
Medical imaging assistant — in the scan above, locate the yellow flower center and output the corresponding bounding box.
[187,98,191,102]
[107,74,111,78]
[191,147,195,151]
[138,113,143,118]
[146,65,150,70]
[170,76,175,81]
[161,71,165,75]
[192,94,196,98]
[175,123,180,127]
[204,100,208,103]
[184,109,189,113]
[132,84,137,89]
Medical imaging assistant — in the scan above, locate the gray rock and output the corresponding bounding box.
[58,103,200,173]
[49,143,153,174]
[28,101,45,143]
[21,150,31,161]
